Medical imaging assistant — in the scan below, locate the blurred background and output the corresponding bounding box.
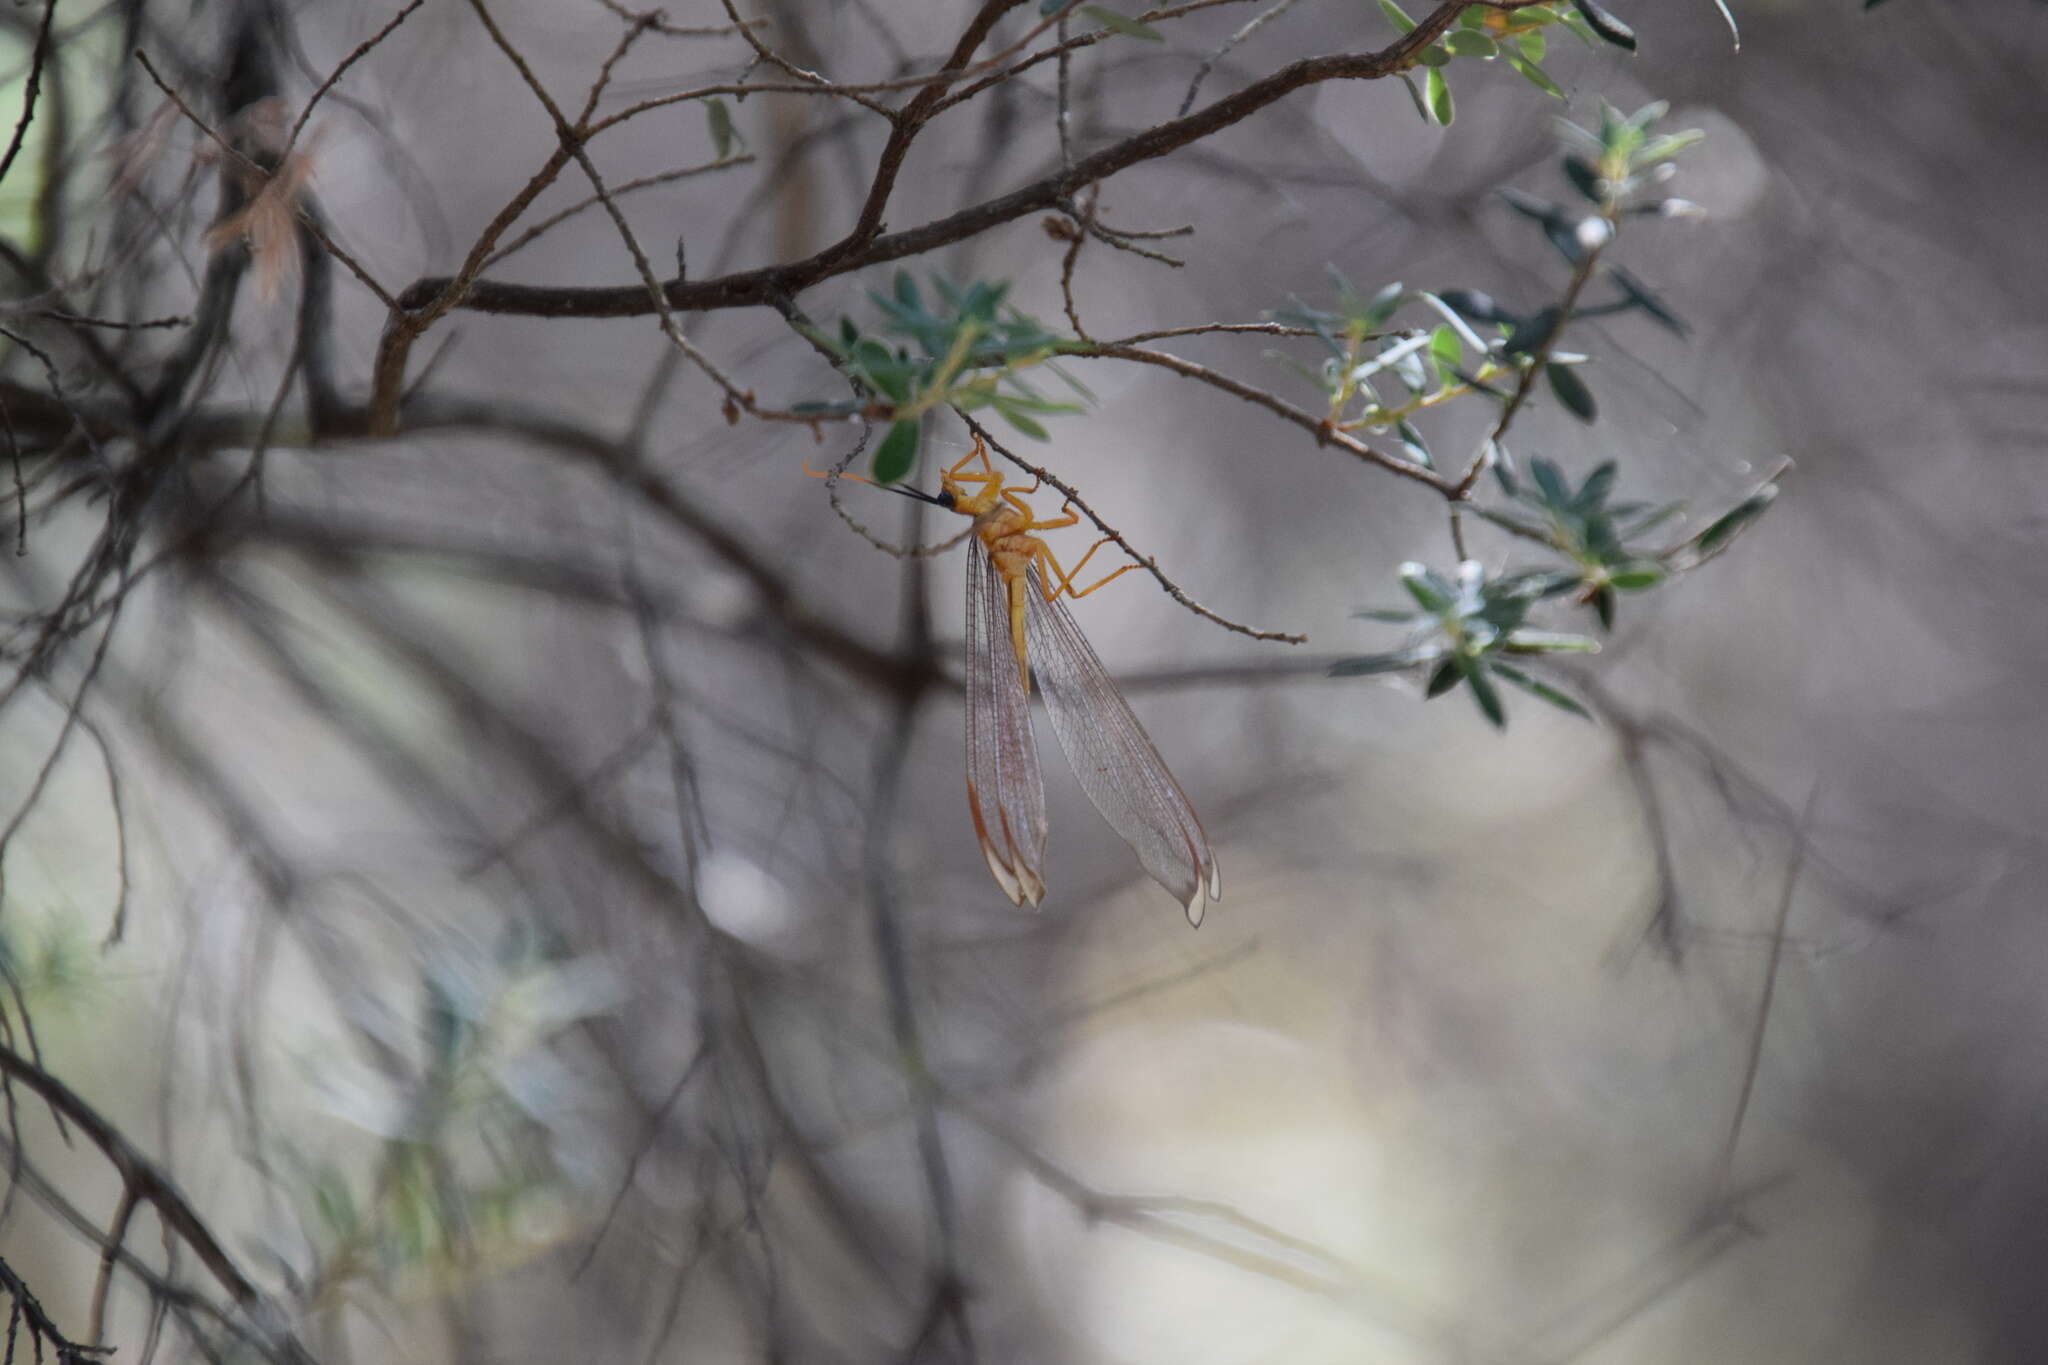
[0,0,2044,1361]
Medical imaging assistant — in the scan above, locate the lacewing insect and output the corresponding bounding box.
[812,437,1220,925]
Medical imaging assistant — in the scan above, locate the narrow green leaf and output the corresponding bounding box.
[1464,658,1507,728]
[992,399,1051,440]
[1488,441,1520,496]
[1443,29,1498,58]
[1425,65,1453,125]
[1562,155,1604,203]
[1424,658,1462,699]
[1353,606,1422,623]
[1428,324,1462,372]
[1569,0,1637,50]
[1692,486,1778,558]
[1609,266,1689,337]
[1636,129,1706,166]
[1710,0,1739,47]
[1503,628,1600,654]
[1395,418,1433,470]
[1607,563,1667,591]
[872,420,920,485]
[1530,458,1569,509]
[1400,561,1456,613]
[1081,4,1163,39]
[1547,362,1597,422]
[894,271,922,311]
[1376,0,1416,32]
[706,98,737,160]
[1396,71,1431,124]
[1490,660,1593,719]
[1575,461,1617,510]
[1364,280,1406,329]
[1504,51,1565,99]
[1592,583,1616,630]
[1517,29,1547,62]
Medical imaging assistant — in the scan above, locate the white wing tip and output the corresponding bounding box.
[1182,865,1219,928]
[983,845,1046,908]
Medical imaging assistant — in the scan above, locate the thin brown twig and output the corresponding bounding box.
[482,154,756,270]
[27,310,190,330]
[286,0,427,155]
[0,1040,310,1359]
[579,3,659,123]
[404,4,1478,326]
[957,413,1308,644]
[1067,338,1442,491]
[85,1187,140,1347]
[0,0,57,190]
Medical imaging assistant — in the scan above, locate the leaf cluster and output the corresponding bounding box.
[803,273,1087,484]
[1378,0,1604,127]
[1331,458,1781,726]
[1332,560,1596,727]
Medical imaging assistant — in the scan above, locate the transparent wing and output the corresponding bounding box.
[965,536,1047,906]
[1025,573,1221,925]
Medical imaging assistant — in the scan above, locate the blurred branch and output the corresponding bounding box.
[0,1039,317,1365]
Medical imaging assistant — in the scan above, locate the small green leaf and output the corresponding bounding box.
[1562,155,1604,203]
[1428,325,1462,372]
[1530,457,1569,509]
[1490,660,1592,719]
[893,271,922,312]
[706,97,737,160]
[1607,563,1667,591]
[1425,65,1454,125]
[1637,130,1705,165]
[872,420,920,485]
[1395,418,1433,470]
[1081,4,1163,39]
[1424,658,1462,698]
[1518,29,1547,62]
[1692,486,1778,559]
[1376,0,1416,32]
[1502,628,1599,654]
[1591,583,1616,630]
[992,399,1051,440]
[1575,460,1617,510]
[1443,29,1498,58]
[1569,0,1637,50]
[1417,42,1452,69]
[852,338,911,401]
[1710,0,1739,47]
[1396,71,1431,123]
[1364,280,1406,329]
[1400,561,1456,614]
[1547,362,1597,422]
[1504,51,1565,99]
[1353,606,1422,623]
[1463,657,1507,728]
